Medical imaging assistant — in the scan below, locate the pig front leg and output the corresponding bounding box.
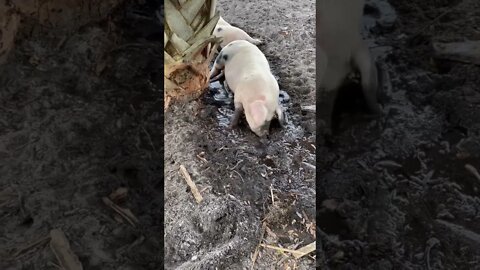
[223,80,233,96]
[276,105,287,128]
[317,87,338,136]
[353,43,382,115]
[210,69,225,82]
[229,102,243,129]
[209,51,227,80]
[317,62,345,136]
[209,64,222,80]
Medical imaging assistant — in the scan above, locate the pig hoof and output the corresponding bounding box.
[253,39,263,45]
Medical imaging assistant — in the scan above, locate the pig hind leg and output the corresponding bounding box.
[352,43,382,114]
[317,61,347,134]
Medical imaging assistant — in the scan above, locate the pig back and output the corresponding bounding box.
[222,42,271,91]
[317,0,364,53]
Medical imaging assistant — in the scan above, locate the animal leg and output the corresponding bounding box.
[209,51,226,79]
[210,69,225,82]
[223,80,233,96]
[353,43,382,114]
[317,61,345,135]
[209,64,221,80]
[317,87,338,136]
[229,103,243,129]
[276,105,287,127]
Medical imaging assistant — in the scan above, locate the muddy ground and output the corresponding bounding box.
[317,0,480,269]
[0,1,164,269]
[164,0,316,269]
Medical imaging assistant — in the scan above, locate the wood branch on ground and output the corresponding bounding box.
[49,229,83,270]
[465,164,480,182]
[250,222,267,269]
[179,164,203,203]
[301,105,315,112]
[102,197,139,226]
[260,241,316,260]
[433,40,480,65]
[108,187,128,203]
[292,241,316,259]
[10,236,50,259]
[260,244,305,256]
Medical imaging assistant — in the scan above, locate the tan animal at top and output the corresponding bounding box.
[209,40,285,137]
[317,0,382,134]
[214,16,262,48]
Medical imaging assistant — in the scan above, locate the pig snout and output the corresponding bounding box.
[246,100,272,137]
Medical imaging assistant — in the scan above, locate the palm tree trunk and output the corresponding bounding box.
[163,0,222,111]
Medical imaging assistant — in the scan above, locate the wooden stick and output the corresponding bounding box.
[301,105,316,112]
[102,197,138,226]
[465,164,480,182]
[260,244,304,256]
[292,241,316,259]
[11,236,50,258]
[49,229,83,270]
[180,165,203,203]
[270,185,275,206]
[251,222,267,269]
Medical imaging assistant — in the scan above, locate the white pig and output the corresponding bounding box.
[214,16,262,48]
[209,40,285,137]
[317,0,382,134]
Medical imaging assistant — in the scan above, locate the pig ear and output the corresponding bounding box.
[249,101,268,127]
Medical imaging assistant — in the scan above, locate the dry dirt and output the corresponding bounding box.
[164,0,316,269]
[317,0,480,269]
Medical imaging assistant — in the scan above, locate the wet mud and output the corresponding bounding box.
[317,0,480,268]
